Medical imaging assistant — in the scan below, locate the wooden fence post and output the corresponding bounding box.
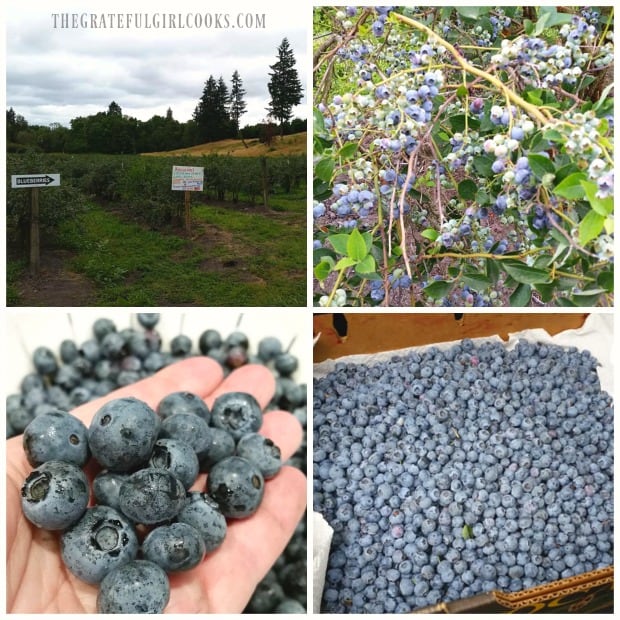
[184,190,191,233]
[30,187,40,276]
[261,156,269,208]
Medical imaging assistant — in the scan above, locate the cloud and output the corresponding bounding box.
[6,1,308,127]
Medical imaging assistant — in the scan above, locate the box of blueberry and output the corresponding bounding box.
[313,313,613,614]
[6,311,307,613]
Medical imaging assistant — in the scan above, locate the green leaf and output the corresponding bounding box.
[598,270,614,293]
[524,90,543,106]
[347,228,368,262]
[556,297,578,307]
[554,164,581,185]
[594,82,615,111]
[327,233,350,256]
[461,273,492,291]
[578,210,605,246]
[339,142,358,160]
[456,85,468,99]
[581,180,613,216]
[570,289,606,306]
[456,7,489,19]
[523,19,534,35]
[486,258,500,284]
[509,283,532,307]
[314,260,331,281]
[473,155,494,177]
[553,173,587,200]
[543,128,563,143]
[501,260,551,285]
[313,248,337,265]
[334,256,357,270]
[314,157,334,183]
[527,153,555,178]
[313,179,331,201]
[539,6,575,28]
[362,231,373,254]
[532,11,550,36]
[534,282,557,303]
[421,228,439,241]
[475,189,490,206]
[462,524,474,540]
[423,280,453,299]
[458,179,478,201]
[313,108,325,134]
[355,254,376,275]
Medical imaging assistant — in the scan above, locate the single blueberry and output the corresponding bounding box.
[97,559,169,613]
[142,522,205,572]
[198,427,236,472]
[148,438,199,490]
[61,505,139,583]
[93,471,130,512]
[21,460,89,530]
[157,391,210,422]
[207,456,265,518]
[236,433,282,479]
[159,412,212,461]
[88,397,160,472]
[137,313,160,329]
[198,329,223,354]
[119,468,186,524]
[211,392,263,441]
[177,491,227,552]
[23,410,90,467]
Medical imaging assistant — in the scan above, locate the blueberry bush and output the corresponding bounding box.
[313,7,614,306]
[314,338,613,611]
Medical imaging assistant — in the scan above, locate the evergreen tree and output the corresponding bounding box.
[267,38,303,134]
[193,75,232,142]
[229,70,247,134]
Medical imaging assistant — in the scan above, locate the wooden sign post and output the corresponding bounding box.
[11,173,61,276]
[171,166,204,233]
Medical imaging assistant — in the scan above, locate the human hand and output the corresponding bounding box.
[7,357,307,613]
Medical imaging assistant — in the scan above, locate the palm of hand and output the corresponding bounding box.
[7,358,306,613]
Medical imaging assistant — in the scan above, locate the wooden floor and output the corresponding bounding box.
[313,313,589,362]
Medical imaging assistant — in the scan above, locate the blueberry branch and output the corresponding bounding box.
[391,11,554,127]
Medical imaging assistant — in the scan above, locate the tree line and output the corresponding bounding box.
[7,38,304,155]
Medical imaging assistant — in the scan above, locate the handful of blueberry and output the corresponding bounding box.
[20,390,282,613]
[8,313,307,612]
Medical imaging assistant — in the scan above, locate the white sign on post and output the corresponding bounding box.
[11,174,60,188]
[171,166,204,191]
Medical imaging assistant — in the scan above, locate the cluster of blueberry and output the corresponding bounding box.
[21,391,278,612]
[314,7,613,294]
[314,338,613,612]
[491,12,611,89]
[8,314,307,613]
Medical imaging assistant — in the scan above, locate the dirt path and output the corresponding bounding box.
[11,249,97,306]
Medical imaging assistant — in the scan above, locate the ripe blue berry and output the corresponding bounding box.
[21,460,89,530]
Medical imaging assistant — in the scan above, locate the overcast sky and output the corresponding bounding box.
[6,0,308,128]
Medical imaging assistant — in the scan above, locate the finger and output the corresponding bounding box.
[167,466,307,613]
[71,357,225,426]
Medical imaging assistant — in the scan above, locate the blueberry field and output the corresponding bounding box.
[7,150,306,306]
[313,7,614,307]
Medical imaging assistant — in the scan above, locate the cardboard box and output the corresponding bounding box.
[313,313,613,614]
[415,565,613,613]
